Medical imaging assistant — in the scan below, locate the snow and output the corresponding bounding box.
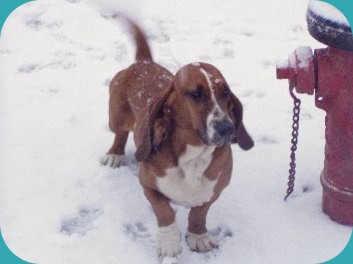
[296,46,313,68]
[0,0,351,263]
[276,59,289,70]
[308,0,349,26]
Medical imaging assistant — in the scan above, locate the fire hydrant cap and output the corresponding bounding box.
[307,0,353,51]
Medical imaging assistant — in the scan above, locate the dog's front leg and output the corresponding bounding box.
[143,187,182,258]
[186,202,218,252]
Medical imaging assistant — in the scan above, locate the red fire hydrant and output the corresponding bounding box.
[276,2,353,225]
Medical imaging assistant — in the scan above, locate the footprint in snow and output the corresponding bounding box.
[123,222,152,242]
[0,49,11,55]
[18,60,76,74]
[26,19,43,30]
[257,135,278,145]
[209,225,233,242]
[18,64,38,74]
[302,184,315,193]
[240,30,254,37]
[60,207,103,236]
[290,24,304,33]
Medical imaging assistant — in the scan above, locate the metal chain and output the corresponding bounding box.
[284,86,301,201]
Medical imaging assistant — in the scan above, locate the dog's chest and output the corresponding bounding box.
[156,145,217,208]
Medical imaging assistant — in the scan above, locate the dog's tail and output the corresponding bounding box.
[112,13,153,62]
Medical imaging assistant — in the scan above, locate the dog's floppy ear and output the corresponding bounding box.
[228,92,254,150]
[134,85,174,162]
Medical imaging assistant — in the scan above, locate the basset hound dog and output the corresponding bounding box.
[102,16,254,258]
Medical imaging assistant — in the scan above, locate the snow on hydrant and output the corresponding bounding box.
[276,0,353,225]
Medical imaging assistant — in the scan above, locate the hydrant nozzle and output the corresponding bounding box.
[276,46,316,95]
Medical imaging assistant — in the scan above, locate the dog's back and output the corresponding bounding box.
[102,17,173,167]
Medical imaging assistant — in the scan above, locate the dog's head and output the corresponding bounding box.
[135,62,254,162]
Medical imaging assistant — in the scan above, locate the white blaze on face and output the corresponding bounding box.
[199,68,226,141]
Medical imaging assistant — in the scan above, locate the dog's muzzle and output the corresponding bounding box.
[212,120,234,146]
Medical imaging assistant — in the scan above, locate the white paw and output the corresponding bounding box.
[186,232,218,252]
[101,154,125,168]
[157,222,182,258]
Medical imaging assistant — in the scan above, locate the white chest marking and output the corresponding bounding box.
[157,145,218,208]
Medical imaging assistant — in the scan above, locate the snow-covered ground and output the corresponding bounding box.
[0,0,351,263]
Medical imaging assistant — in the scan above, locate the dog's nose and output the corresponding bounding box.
[214,120,234,138]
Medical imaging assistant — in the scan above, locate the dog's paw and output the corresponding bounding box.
[100,154,125,168]
[186,231,218,252]
[157,222,182,258]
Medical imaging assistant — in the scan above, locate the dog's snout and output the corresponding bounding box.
[214,121,234,138]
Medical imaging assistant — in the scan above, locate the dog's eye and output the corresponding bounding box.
[221,88,230,98]
[189,90,202,98]
[187,85,204,100]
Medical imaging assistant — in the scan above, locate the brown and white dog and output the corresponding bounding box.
[102,17,254,258]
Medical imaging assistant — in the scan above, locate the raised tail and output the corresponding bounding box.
[112,13,153,62]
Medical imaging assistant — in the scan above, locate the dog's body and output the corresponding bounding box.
[102,17,254,258]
